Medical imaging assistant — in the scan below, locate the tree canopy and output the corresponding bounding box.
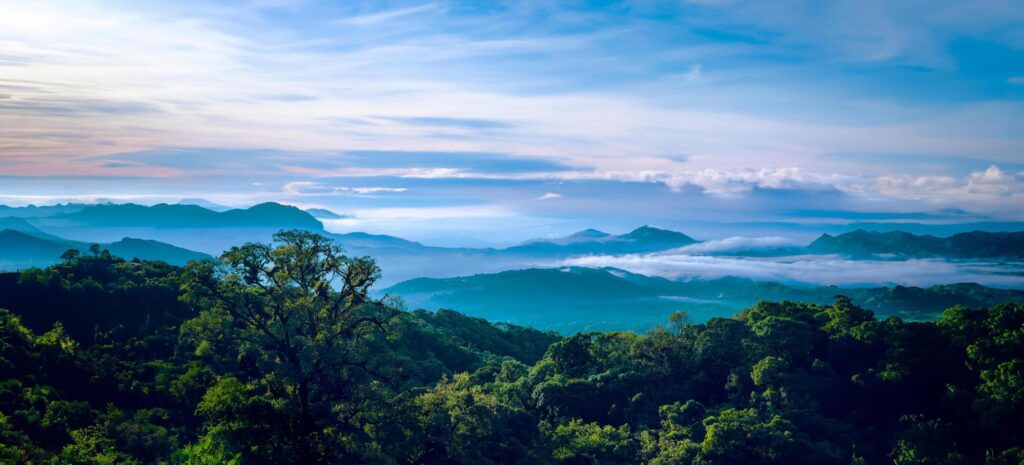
[0,230,1021,464]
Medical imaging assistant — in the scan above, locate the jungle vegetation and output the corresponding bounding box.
[0,230,1021,464]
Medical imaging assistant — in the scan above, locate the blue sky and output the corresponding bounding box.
[0,0,1022,244]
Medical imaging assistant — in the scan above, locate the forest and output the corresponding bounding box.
[0,230,1022,465]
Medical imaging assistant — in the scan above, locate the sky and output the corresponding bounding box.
[1,0,1023,245]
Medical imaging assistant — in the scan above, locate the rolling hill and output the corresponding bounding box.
[809,229,1024,258]
[383,267,1024,333]
[0,229,211,268]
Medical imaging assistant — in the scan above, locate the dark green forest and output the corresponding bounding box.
[1,231,1022,464]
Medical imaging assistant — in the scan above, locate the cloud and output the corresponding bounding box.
[2,0,1024,226]
[282,181,333,195]
[869,165,1024,201]
[535,192,562,200]
[335,187,408,194]
[283,181,408,196]
[684,63,702,81]
[334,3,439,26]
[319,205,520,238]
[373,116,515,129]
[966,165,1019,196]
[669,236,798,254]
[661,168,847,195]
[561,253,1024,287]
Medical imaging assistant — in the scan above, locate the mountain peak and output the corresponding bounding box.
[567,228,611,240]
[621,225,696,245]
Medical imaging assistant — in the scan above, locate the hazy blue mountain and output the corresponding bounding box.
[809,229,1024,258]
[0,230,74,268]
[176,198,232,211]
[54,202,323,230]
[332,231,428,250]
[507,225,697,255]
[103,238,212,265]
[0,217,50,236]
[383,267,1024,333]
[0,229,211,269]
[837,221,1024,236]
[306,208,351,219]
[521,228,612,246]
[0,203,88,218]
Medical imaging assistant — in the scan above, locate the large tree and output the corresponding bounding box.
[179,230,399,464]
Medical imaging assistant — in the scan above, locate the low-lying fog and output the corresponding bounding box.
[559,237,1024,288]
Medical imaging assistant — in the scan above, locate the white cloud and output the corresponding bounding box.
[282,181,331,195]
[535,192,562,200]
[867,165,1024,204]
[561,253,1024,287]
[668,236,798,254]
[335,187,408,194]
[283,182,408,196]
[1,0,1023,225]
[663,167,847,195]
[1,0,1022,180]
[334,3,439,26]
[966,165,1018,196]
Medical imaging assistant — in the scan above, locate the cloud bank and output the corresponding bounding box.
[561,253,1024,288]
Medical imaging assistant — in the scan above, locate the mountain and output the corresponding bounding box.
[563,228,612,242]
[620,225,695,245]
[0,230,75,267]
[809,229,1024,258]
[0,203,88,218]
[103,238,212,265]
[507,226,697,255]
[0,229,211,269]
[0,217,49,236]
[521,228,611,246]
[383,267,1024,333]
[176,198,231,211]
[332,231,427,250]
[305,208,350,220]
[54,202,323,230]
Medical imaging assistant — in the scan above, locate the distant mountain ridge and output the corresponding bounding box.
[55,202,323,230]
[809,229,1024,258]
[0,229,211,268]
[384,267,1024,332]
[508,225,697,255]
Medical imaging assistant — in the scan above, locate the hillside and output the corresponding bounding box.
[0,233,1022,465]
[0,229,210,268]
[384,267,1024,332]
[809,229,1024,258]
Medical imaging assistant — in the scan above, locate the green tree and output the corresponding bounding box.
[180,230,398,464]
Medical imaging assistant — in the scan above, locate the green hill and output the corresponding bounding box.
[384,267,1024,332]
[0,229,211,268]
[809,229,1024,258]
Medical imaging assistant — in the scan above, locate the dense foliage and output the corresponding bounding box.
[0,231,1021,464]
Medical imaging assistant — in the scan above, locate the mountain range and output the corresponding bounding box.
[506,226,697,256]
[3,201,1024,286]
[809,229,1024,258]
[52,202,322,230]
[383,267,1024,333]
[0,229,211,269]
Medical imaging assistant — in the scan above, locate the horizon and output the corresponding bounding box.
[2,0,1023,244]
